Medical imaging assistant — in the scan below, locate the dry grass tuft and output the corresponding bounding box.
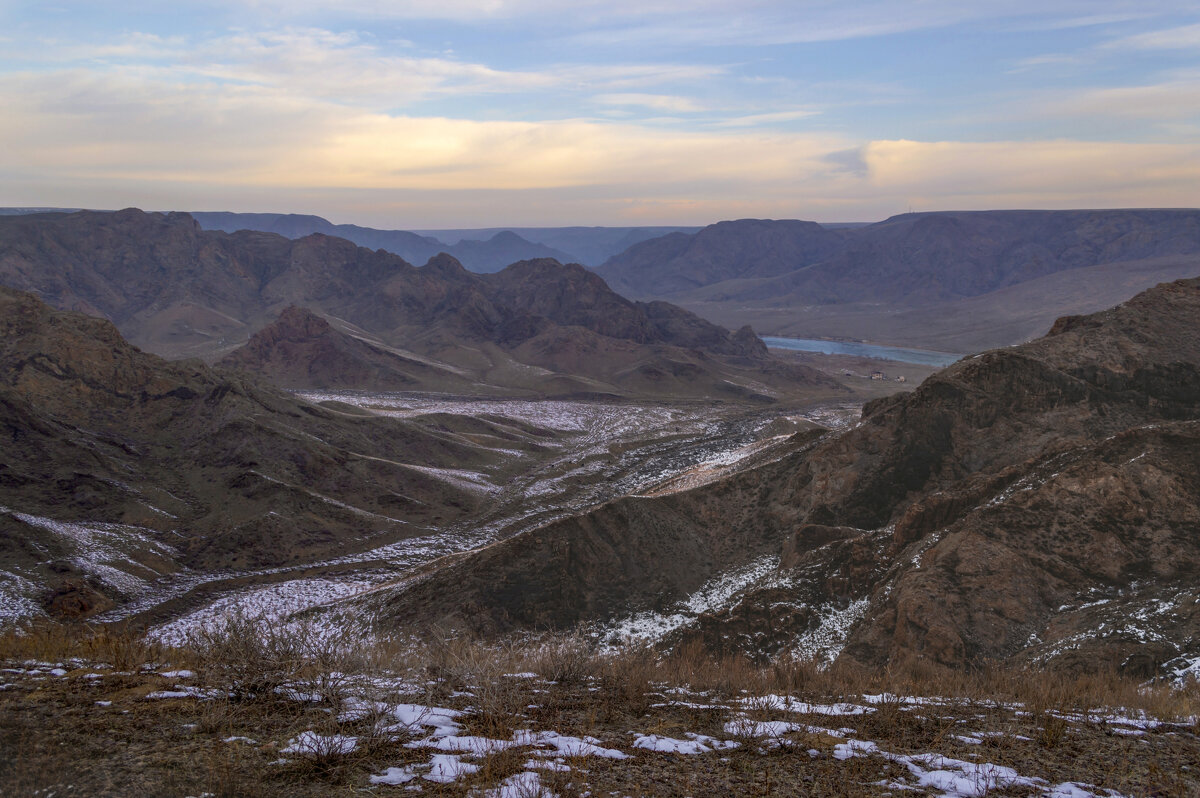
[0,620,165,669]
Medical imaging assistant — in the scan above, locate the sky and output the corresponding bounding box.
[0,1,1198,227]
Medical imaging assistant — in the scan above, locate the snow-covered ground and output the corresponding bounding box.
[0,505,183,622]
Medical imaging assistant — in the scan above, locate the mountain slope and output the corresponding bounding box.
[216,306,486,393]
[600,219,847,297]
[0,285,513,619]
[369,276,1200,676]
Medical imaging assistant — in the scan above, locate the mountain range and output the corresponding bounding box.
[368,274,1200,676]
[599,210,1200,352]
[188,212,575,273]
[187,212,699,271]
[409,225,702,267]
[4,204,1199,680]
[2,208,700,272]
[0,209,833,401]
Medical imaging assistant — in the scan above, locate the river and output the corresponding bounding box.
[762,336,963,367]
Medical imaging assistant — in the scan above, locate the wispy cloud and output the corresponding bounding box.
[714,109,820,127]
[1105,22,1200,50]
[1007,53,1086,73]
[2,63,1197,225]
[189,28,557,106]
[1048,78,1200,121]
[593,93,705,113]
[7,27,727,113]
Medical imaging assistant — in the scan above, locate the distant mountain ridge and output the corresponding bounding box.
[411,225,703,266]
[0,209,836,401]
[600,210,1200,303]
[188,211,577,272]
[598,218,848,296]
[187,212,698,270]
[598,209,1200,352]
[1,208,705,269]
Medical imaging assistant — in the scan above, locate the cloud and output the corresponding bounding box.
[4,63,1198,225]
[714,109,820,127]
[1007,53,1085,73]
[186,28,557,106]
[1106,22,1200,50]
[210,0,1191,48]
[593,93,705,113]
[1005,12,1150,31]
[9,27,727,114]
[1041,77,1200,122]
[0,66,846,193]
[862,139,1200,206]
[559,1,1184,48]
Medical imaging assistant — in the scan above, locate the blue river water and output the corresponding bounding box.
[762,336,963,367]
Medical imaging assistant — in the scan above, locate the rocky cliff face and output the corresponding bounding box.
[371,276,1200,676]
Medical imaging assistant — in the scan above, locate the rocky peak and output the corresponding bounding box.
[731,324,769,358]
[252,306,331,344]
[421,252,472,279]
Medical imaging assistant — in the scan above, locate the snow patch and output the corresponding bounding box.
[792,597,871,663]
[601,555,780,645]
[632,733,738,754]
[281,732,358,756]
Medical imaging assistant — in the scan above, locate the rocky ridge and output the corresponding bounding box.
[600,210,1200,305]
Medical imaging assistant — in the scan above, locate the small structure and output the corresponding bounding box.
[896,375,906,382]
[870,371,886,380]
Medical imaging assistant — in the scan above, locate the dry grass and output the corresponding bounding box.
[0,620,165,670]
[1,620,1197,797]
